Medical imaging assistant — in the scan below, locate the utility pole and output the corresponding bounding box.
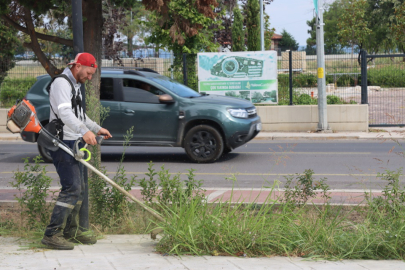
[260,0,265,51]
[315,0,330,132]
[72,0,90,230]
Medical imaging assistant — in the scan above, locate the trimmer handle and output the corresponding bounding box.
[96,135,104,145]
[79,135,104,147]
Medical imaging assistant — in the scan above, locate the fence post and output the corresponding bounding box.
[289,50,293,105]
[360,49,368,104]
[182,53,188,86]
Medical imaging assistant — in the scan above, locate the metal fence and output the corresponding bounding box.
[1,51,404,127]
[278,51,361,106]
[360,50,405,127]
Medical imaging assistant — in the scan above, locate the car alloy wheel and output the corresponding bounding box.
[184,125,224,163]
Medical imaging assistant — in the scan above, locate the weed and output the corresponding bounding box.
[10,156,54,229]
[137,162,159,204]
[283,169,331,206]
[366,168,405,217]
[89,127,137,230]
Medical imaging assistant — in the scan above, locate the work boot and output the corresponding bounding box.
[41,232,75,250]
[64,229,97,245]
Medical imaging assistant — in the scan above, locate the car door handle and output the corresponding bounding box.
[125,109,135,113]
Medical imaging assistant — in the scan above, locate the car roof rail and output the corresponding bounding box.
[123,70,146,77]
[135,67,159,74]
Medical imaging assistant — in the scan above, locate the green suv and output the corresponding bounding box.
[22,68,261,163]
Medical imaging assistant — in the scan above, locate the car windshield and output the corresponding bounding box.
[150,76,201,98]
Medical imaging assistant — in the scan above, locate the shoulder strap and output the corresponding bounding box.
[47,74,77,119]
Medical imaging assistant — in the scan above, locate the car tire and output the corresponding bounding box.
[184,125,224,163]
[38,144,53,163]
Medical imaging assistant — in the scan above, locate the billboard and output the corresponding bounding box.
[197,51,278,104]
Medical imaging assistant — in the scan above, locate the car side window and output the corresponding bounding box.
[122,79,165,104]
[100,78,114,100]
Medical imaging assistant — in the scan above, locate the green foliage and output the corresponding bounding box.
[279,29,299,51]
[0,78,37,107]
[368,65,405,87]
[246,0,260,51]
[231,5,245,52]
[145,1,219,54]
[264,13,275,50]
[89,127,137,229]
[366,169,405,217]
[323,1,347,54]
[306,17,316,54]
[391,1,405,52]
[283,169,331,207]
[338,0,372,50]
[119,4,151,55]
[0,21,18,85]
[137,163,205,206]
[296,94,316,105]
[10,156,54,229]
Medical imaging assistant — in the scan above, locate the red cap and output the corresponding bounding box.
[68,52,98,68]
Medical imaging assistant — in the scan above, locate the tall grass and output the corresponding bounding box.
[153,169,405,260]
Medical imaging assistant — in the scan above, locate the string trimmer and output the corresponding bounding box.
[6,99,164,238]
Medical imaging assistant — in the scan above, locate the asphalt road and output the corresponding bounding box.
[0,140,404,190]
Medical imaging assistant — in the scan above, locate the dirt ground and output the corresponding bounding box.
[295,87,405,125]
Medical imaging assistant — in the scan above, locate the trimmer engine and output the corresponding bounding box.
[6,100,42,134]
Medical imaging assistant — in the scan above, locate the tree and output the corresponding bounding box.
[0,20,18,84]
[232,5,245,51]
[264,13,275,50]
[323,1,347,54]
[213,0,237,50]
[119,3,150,57]
[246,0,260,51]
[144,0,220,90]
[305,17,317,54]
[338,0,371,53]
[391,1,405,54]
[279,29,299,51]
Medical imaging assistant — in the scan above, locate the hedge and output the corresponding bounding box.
[0,78,36,107]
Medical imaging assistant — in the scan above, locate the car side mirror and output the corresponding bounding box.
[159,94,174,104]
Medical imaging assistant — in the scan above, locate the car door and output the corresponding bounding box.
[99,77,123,141]
[118,78,179,142]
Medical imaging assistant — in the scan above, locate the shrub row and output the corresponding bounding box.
[0,78,36,107]
[278,66,405,88]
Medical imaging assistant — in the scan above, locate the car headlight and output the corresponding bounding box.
[227,108,248,119]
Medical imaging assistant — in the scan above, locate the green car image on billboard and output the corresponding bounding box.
[210,56,263,78]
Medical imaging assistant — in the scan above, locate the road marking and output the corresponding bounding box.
[235,152,372,155]
[206,190,227,201]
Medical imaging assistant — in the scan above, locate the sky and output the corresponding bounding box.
[266,0,335,47]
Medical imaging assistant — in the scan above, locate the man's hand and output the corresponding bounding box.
[97,128,112,139]
[83,131,97,145]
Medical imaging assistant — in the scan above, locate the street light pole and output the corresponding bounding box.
[72,0,90,230]
[316,0,330,132]
[260,0,265,51]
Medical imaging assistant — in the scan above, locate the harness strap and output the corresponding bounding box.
[47,74,86,121]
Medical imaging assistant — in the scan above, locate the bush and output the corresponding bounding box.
[368,66,405,87]
[0,77,36,107]
[11,156,54,229]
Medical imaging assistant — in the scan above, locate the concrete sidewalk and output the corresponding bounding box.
[0,127,405,142]
[1,234,404,270]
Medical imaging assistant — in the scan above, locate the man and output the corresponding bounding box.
[41,52,112,250]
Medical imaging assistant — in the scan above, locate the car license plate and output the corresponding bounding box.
[256,123,262,131]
